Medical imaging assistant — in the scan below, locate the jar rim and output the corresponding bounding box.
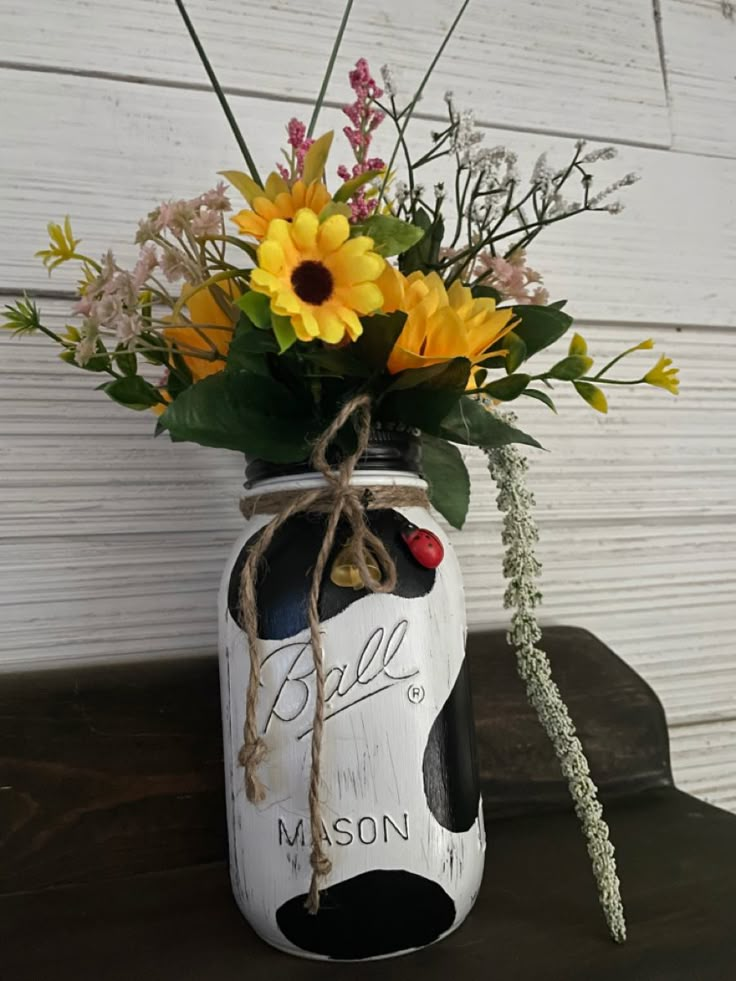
[245,430,423,487]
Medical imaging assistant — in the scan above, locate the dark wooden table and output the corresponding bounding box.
[2,627,735,980]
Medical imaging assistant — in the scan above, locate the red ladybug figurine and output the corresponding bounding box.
[401,524,445,569]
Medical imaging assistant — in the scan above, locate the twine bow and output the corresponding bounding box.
[238,394,399,913]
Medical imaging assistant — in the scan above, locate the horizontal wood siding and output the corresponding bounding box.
[0,0,734,811]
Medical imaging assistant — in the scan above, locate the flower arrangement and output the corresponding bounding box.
[3,5,677,530]
[3,0,679,945]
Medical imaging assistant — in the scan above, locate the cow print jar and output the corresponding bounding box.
[218,441,485,960]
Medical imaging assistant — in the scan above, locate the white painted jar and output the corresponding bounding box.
[218,436,485,960]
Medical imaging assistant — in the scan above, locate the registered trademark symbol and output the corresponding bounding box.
[407,684,425,704]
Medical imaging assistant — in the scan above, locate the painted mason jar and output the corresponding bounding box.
[218,434,485,960]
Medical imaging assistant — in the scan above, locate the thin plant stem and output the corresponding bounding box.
[307,0,355,138]
[173,0,261,184]
[376,0,472,207]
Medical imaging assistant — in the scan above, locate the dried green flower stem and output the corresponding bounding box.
[486,433,627,944]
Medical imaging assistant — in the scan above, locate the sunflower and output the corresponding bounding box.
[249,208,385,344]
[152,283,238,414]
[387,271,517,388]
[231,171,332,240]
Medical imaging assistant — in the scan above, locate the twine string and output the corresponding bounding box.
[237,394,401,913]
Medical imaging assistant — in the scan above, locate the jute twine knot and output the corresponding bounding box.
[237,394,401,914]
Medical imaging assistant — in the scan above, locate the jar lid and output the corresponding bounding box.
[244,428,423,486]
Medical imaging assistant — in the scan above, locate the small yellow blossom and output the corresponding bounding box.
[386,271,517,388]
[644,355,679,394]
[36,217,81,272]
[250,208,385,344]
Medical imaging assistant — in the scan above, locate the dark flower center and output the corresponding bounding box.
[291,260,334,305]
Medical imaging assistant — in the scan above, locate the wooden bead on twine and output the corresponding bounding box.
[237,395,428,914]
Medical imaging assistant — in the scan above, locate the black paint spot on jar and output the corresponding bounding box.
[276,869,455,959]
[227,509,435,640]
[422,658,481,832]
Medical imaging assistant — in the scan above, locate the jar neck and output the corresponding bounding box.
[244,430,422,489]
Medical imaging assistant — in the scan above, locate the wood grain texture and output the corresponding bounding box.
[0,0,734,817]
[0,0,670,146]
[1,303,734,809]
[0,627,671,897]
[2,72,734,325]
[5,787,736,980]
[659,0,736,157]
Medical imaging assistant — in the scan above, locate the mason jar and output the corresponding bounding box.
[218,433,485,960]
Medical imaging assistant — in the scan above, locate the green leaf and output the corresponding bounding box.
[573,380,608,414]
[568,332,588,356]
[333,169,383,203]
[159,372,312,461]
[219,170,262,206]
[386,357,471,393]
[271,314,297,353]
[549,299,568,311]
[318,201,353,222]
[471,284,503,303]
[300,347,372,377]
[420,435,470,530]
[115,346,137,377]
[302,131,334,185]
[225,319,278,375]
[100,375,163,411]
[511,304,573,360]
[398,207,445,274]
[235,290,271,329]
[504,331,527,374]
[352,311,406,369]
[481,373,530,401]
[358,214,425,257]
[379,359,471,432]
[546,355,593,380]
[519,388,557,413]
[438,396,542,450]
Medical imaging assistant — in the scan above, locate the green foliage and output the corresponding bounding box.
[481,373,530,401]
[420,434,470,529]
[333,169,383,203]
[100,375,164,411]
[302,131,334,185]
[351,311,406,369]
[379,359,470,432]
[114,346,137,377]
[2,295,42,336]
[519,388,557,413]
[235,290,271,329]
[573,380,608,414]
[357,214,425,257]
[160,371,313,461]
[399,207,445,274]
[438,396,542,450]
[546,354,593,380]
[271,314,297,353]
[510,304,573,360]
[504,331,527,374]
[568,332,588,356]
[385,358,471,393]
[471,283,503,303]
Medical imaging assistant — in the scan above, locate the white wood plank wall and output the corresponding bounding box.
[0,0,734,808]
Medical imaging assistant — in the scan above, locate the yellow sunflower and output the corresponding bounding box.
[231,171,332,240]
[152,283,238,414]
[250,208,385,344]
[387,271,517,388]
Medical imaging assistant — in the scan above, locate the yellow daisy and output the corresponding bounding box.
[231,171,332,240]
[387,271,517,388]
[644,355,679,394]
[250,208,385,345]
